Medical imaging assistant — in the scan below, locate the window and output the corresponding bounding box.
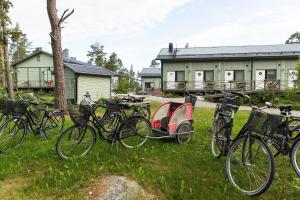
[37,55,40,62]
[266,70,277,80]
[145,82,152,89]
[175,71,185,82]
[234,70,244,81]
[204,70,214,81]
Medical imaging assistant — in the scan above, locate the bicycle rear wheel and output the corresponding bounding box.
[226,135,275,196]
[119,116,151,148]
[56,125,96,159]
[43,111,64,140]
[0,117,27,152]
[211,116,227,158]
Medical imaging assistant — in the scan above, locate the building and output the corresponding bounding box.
[13,51,117,103]
[140,68,161,93]
[156,43,300,93]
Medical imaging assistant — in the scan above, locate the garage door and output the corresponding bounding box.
[77,75,111,103]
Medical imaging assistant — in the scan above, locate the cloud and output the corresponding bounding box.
[11,0,191,41]
[179,4,300,47]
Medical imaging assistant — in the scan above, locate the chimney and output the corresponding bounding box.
[168,43,173,53]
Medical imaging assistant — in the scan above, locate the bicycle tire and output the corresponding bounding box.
[211,116,227,158]
[226,135,275,196]
[0,117,27,152]
[133,106,151,120]
[290,137,300,177]
[43,110,65,140]
[56,124,96,160]
[119,116,151,148]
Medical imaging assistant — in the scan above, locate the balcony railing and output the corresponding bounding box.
[16,81,55,88]
[164,80,298,91]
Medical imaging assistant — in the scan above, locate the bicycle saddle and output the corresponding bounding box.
[44,102,55,106]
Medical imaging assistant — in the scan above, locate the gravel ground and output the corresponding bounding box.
[143,95,300,117]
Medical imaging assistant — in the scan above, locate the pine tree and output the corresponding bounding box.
[87,42,106,66]
[105,52,123,72]
[62,48,70,58]
[9,23,31,63]
[286,32,300,44]
[149,59,159,68]
[0,0,14,99]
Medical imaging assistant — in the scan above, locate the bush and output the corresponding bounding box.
[249,91,279,105]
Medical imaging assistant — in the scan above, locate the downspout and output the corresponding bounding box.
[250,60,253,91]
[161,61,164,92]
[75,73,78,104]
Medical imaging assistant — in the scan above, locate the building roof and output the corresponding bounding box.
[157,43,300,61]
[13,50,118,77]
[140,68,161,77]
[64,62,117,77]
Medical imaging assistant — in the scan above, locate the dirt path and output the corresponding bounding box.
[144,96,300,117]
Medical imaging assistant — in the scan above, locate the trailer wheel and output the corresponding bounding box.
[176,122,192,144]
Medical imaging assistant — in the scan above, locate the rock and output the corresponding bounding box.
[84,176,157,200]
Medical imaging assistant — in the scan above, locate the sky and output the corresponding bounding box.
[10,0,300,72]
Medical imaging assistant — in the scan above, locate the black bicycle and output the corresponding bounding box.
[56,100,151,159]
[116,95,151,120]
[0,99,64,152]
[259,104,300,177]
[211,92,275,196]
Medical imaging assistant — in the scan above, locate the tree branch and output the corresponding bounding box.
[58,9,74,27]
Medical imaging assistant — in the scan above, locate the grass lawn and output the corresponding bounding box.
[0,101,299,199]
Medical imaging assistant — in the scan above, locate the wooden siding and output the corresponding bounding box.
[77,75,111,104]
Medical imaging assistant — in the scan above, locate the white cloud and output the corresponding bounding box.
[11,0,191,41]
[179,4,300,47]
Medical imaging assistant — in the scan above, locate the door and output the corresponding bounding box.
[255,70,265,90]
[288,70,298,88]
[224,71,234,90]
[195,71,204,89]
[167,72,175,89]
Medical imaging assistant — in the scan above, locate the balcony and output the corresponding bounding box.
[163,80,297,92]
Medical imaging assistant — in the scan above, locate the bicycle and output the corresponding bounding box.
[0,98,64,152]
[56,100,152,160]
[211,92,275,196]
[116,95,151,120]
[258,104,300,177]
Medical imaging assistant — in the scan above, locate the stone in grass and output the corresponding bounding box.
[84,176,157,200]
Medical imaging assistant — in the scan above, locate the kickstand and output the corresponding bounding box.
[110,140,119,154]
[40,131,48,141]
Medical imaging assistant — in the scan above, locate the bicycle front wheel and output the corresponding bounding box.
[119,116,151,148]
[0,117,27,152]
[226,135,275,196]
[56,125,96,160]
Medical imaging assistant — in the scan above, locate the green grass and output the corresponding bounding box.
[0,102,299,199]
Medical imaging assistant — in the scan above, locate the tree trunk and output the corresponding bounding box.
[47,0,67,111]
[1,21,14,99]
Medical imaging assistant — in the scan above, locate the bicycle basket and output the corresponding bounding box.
[0,99,10,114]
[68,104,90,125]
[104,99,122,113]
[246,109,276,135]
[12,101,29,116]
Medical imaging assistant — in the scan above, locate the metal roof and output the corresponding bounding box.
[64,62,117,77]
[140,68,161,77]
[157,44,300,60]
